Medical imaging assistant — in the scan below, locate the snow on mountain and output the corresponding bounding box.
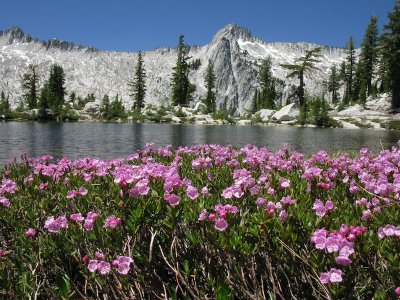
[0,24,348,115]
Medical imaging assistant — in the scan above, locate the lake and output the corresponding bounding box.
[1,121,400,165]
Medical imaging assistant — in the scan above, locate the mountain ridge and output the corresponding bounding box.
[0,24,348,115]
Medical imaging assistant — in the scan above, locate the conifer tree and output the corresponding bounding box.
[48,65,66,116]
[21,65,39,110]
[344,37,356,104]
[100,94,110,118]
[204,60,216,113]
[171,35,195,106]
[360,16,379,98]
[328,64,340,104]
[380,0,400,110]
[251,89,260,114]
[128,51,146,110]
[281,47,321,107]
[0,90,11,118]
[258,57,276,109]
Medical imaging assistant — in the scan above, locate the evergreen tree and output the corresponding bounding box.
[360,16,379,97]
[251,89,260,114]
[380,0,400,110]
[106,95,126,120]
[171,35,195,106]
[344,37,356,104]
[328,64,341,104]
[0,90,11,118]
[128,51,146,110]
[100,94,110,117]
[281,47,321,107]
[48,65,66,116]
[258,57,276,109]
[204,60,216,113]
[37,82,51,119]
[21,65,39,110]
[353,61,363,103]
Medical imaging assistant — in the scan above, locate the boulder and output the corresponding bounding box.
[237,119,252,125]
[171,116,181,123]
[271,103,299,121]
[82,102,100,116]
[255,109,276,122]
[193,102,207,113]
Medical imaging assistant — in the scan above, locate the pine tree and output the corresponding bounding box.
[0,90,11,118]
[328,64,340,104]
[100,94,110,118]
[204,60,216,113]
[281,47,321,107]
[48,65,66,116]
[344,37,356,104]
[171,35,195,106]
[353,61,363,103]
[380,0,400,110]
[128,51,146,110]
[21,65,39,110]
[258,57,276,109]
[360,16,379,97]
[251,89,260,114]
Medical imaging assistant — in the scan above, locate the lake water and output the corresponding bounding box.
[1,121,400,165]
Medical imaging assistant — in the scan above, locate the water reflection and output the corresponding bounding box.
[1,121,400,165]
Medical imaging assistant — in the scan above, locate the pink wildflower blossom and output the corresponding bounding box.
[25,228,36,238]
[214,218,228,232]
[320,268,343,284]
[187,186,199,200]
[103,215,122,229]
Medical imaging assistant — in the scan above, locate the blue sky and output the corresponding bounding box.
[0,0,395,52]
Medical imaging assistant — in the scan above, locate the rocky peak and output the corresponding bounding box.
[0,26,34,44]
[212,24,252,43]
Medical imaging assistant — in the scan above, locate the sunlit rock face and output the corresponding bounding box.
[0,24,347,116]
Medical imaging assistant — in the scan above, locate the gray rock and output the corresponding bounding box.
[256,109,276,121]
[271,103,299,121]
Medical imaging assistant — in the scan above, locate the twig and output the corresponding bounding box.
[148,229,157,262]
[276,237,332,300]
[158,238,200,300]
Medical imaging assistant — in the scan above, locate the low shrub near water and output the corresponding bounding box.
[1,144,400,299]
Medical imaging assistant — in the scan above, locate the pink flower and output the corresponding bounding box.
[256,198,267,208]
[320,268,343,284]
[103,215,122,229]
[39,182,48,190]
[278,210,288,221]
[208,213,216,221]
[395,287,400,296]
[66,190,77,199]
[44,216,61,233]
[281,196,295,206]
[114,256,133,275]
[198,209,208,221]
[214,219,228,232]
[187,186,199,200]
[279,179,290,189]
[25,228,36,238]
[78,187,88,196]
[164,193,180,206]
[0,196,10,207]
[95,251,104,260]
[84,219,95,231]
[335,255,352,266]
[201,186,209,196]
[97,261,111,275]
[70,213,85,222]
[313,199,334,217]
[87,260,98,272]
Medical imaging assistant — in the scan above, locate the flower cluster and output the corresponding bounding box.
[377,225,400,239]
[198,204,238,232]
[310,224,367,266]
[313,199,334,217]
[84,252,133,275]
[256,195,295,221]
